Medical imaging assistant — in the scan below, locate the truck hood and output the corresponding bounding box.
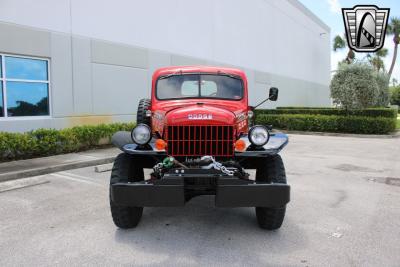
[165,104,236,125]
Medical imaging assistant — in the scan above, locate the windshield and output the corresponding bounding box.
[156,74,243,100]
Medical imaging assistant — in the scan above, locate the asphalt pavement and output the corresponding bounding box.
[0,134,399,266]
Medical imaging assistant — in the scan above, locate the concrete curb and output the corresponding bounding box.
[280,130,400,139]
[0,156,116,183]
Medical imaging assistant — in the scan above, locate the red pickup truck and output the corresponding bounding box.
[110,66,290,230]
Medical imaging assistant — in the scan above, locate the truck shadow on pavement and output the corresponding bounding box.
[113,196,307,266]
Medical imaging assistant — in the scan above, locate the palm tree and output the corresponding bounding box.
[386,17,400,78]
[333,34,355,64]
[367,48,388,71]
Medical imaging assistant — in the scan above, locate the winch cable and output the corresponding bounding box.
[153,156,249,178]
[198,156,234,176]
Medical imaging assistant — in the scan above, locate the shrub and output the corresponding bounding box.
[330,63,379,109]
[374,72,390,107]
[277,106,334,110]
[0,122,135,162]
[390,86,400,106]
[256,114,396,134]
[256,108,397,118]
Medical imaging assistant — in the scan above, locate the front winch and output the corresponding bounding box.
[151,156,248,180]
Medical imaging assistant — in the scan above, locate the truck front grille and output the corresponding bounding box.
[166,125,235,157]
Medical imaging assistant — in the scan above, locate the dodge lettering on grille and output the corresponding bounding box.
[188,114,213,120]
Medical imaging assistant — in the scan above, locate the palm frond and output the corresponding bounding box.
[375,48,388,57]
[387,17,400,35]
[333,35,346,51]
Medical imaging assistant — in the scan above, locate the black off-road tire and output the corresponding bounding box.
[137,98,151,126]
[110,153,144,229]
[255,155,287,230]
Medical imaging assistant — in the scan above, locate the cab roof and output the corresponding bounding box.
[152,65,247,80]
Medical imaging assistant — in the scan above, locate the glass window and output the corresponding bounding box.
[5,56,48,80]
[157,74,198,99]
[0,54,50,118]
[0,83,3,117]
[201,80,218,96]
[157,74,243,100]
[6,82,49,117]
[182,80,199,96]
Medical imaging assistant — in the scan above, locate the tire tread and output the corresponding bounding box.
[255,155,287,230]
[110,153,144,229]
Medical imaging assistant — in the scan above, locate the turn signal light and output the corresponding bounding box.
[235,139,246,152]
[155,139,167,150]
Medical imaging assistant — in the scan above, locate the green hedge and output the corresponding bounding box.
[0,122,135,162]
[276,106,334,109]
[256,114,396,134]
[257,108,397,118]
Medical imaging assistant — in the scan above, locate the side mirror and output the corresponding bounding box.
[253,86,279,109]
[269,87,279,101]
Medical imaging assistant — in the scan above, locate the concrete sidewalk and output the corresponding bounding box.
[0,147,120,182]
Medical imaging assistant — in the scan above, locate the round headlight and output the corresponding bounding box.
[131,124,151,145]
[249,125,270,146]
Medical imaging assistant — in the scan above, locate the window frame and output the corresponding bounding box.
[0,53,51,120]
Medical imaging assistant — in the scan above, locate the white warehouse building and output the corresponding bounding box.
[0,0,330,132]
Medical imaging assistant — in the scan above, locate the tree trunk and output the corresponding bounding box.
[346,50,355,64]
[388,35,399,78]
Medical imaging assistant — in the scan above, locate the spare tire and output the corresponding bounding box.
[137,98,151,126]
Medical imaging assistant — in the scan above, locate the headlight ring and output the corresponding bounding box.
[131,124,151,145]
[248,125,270,146]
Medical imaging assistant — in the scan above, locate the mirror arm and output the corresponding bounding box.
[253,97,270,109]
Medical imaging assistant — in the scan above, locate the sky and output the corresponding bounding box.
[298,0,400,84]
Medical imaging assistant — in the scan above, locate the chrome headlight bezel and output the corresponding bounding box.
[248,125,270,146]
[131,124,151,145]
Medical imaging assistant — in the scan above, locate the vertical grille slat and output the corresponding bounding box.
[188,125,191,155]
[166,125,235,157]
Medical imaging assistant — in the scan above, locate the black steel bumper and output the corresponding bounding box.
[111,131,289,159]
[110,175,290,208]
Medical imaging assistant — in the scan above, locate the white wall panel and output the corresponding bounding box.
[91,64,147,115]
[0,0,71,33]
[70,0,330,85]
[50,33,74,117]
[91,40,148,69]
[72,36,93,115]
[0,0,331,132]
[0,23,50,57]
[0,0,330,85]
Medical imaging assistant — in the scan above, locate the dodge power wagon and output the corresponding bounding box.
[110,66,290,230]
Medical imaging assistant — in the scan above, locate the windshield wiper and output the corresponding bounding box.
[158,70,184,80]
[159,71,241,80]
[216,71,241,79]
